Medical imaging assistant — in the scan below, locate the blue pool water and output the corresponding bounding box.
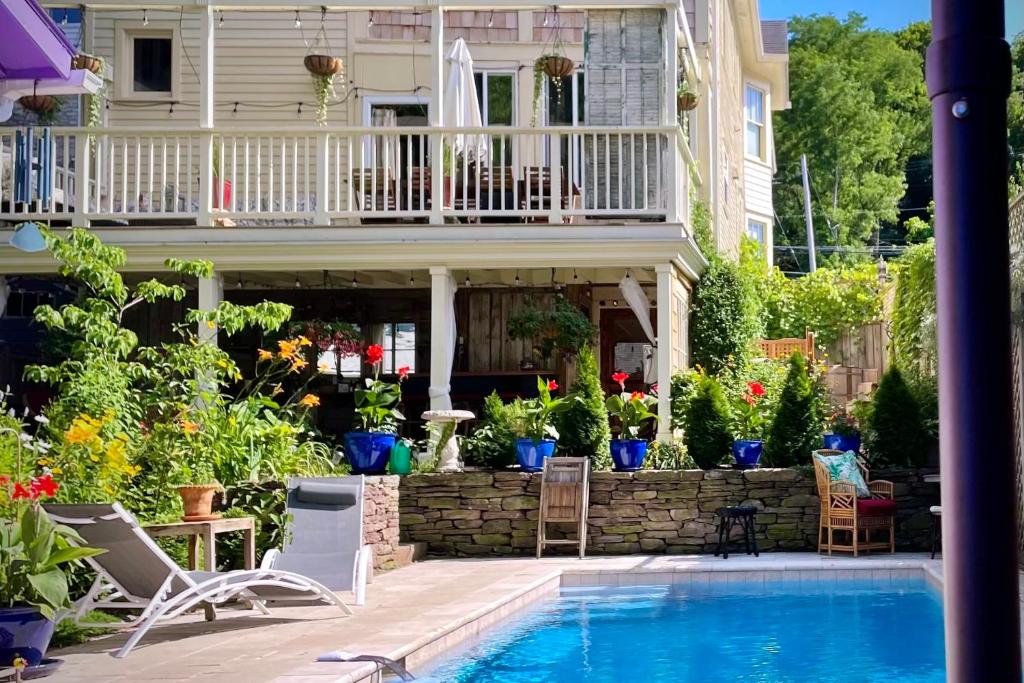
[421,579,945,682]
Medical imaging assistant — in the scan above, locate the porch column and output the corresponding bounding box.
[429,6,445,224]
[198,6,216,226]
[655,263,674,443]
[429,266,456,410]
[197,273,223,346]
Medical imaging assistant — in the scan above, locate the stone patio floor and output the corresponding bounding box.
[37,553,947,683]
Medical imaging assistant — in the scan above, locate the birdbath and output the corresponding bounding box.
[420,409,475,472]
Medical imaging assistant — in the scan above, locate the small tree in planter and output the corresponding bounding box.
[682,374,733,470]
[509,377,571,471]
[346,345,406,474]
[763,352,826,467]
[863,367,928,467]
[605,372,658,472]
[556,347,611,468]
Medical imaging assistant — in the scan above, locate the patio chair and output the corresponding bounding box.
[42,503,351,658]
[812,449,896,556]
[536,457,591,559]
[261,476,373,606]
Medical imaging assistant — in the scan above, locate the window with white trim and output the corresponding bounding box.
[474,71,516,164]
[118,25,178,100]
[382,323,416,374]
[745,84,766,159]
[747,218,767,246]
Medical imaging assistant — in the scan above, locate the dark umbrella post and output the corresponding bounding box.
[927,1,1021,680]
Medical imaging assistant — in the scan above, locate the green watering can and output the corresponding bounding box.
[389,439,413,475]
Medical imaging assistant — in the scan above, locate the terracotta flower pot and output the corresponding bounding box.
[72,54,104,75]
[18,95,58,114]
[304,54,343,77]
[176,485,222,522]
[542,55,575,79]
[677,92,700,111]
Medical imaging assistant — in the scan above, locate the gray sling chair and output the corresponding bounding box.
[43,503,352,659]
[261,476,373,606]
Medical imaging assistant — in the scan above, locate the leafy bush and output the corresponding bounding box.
[643,440,696,470]
[682,374,733,469]
[763,353,826,467]
[506,298,596,363]
[690,256,761,375]
[891,240,936,374]
[556,347,611,468]
[862,367,929,467]
[462,392,518,468]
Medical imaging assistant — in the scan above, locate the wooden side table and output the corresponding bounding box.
[143,516,256,572]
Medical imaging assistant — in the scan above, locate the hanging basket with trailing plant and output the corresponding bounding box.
[303,54,343,77]
[677,82,700,111]
[19,95,58,115]
[72,53,104,75]
[303,8,345,126]
[542,55,575,79]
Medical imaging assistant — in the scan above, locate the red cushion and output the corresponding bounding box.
[857,498,897,516]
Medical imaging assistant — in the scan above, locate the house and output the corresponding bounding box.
[0,0,788,443]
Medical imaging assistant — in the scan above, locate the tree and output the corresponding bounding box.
[863,367,928,467]
[1010,32,1024,193]
[763,353,825,467]
[773,14,931,256]
[682,374,733,470]
[557,347,611,468]
[690,256,760,374]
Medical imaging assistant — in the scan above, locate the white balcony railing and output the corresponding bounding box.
[1,126,687,226]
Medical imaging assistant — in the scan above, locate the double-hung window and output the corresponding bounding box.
[745,85,766,160]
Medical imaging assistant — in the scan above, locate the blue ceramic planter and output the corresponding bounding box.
[515,438,556,472]
[0,607,54,667]
[823,432,861,453]
[344,432,396,475]
[610,439,649,472]
[732,439,764,469]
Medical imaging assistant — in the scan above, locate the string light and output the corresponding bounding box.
[236,274,243,289]
[368,11,374,27]
[514,270,521,286]
[464,274,471,288]
[487,11,494,27]
[572,268,579,282]
[218,11,224,28]
[294,10,302,28]
[143,9,149,26]
[294,275,301,288]
[408,271,415,286]
[351,273,358,288]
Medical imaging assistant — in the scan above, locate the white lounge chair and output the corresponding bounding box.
[44,502,352,658]
[261,476,373,606]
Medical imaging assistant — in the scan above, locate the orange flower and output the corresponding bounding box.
[290,357,309,373]
[297,335,312,347]
[271,384,284,396]
[258,349,273,362]
[181,420,199,434]
[278,339,299,359]
[298,393,321,408]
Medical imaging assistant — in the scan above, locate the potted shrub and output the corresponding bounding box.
[824,406,861,453]
[510,377,570,472]
[730,381,769,469]
[344,345,406,474]
[677,80,699,112]
[172,420,223,521]
[605,372,658,472]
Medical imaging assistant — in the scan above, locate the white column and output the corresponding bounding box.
[663,8,678,127]
[655,263,674,443]
[429,6,445,224]
[429,266,455,410]
[197,273,223,346]
[198,7,216,226]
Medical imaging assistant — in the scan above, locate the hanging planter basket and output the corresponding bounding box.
[678,91,700,111]
[72,54,104,75]
[542,55,575,79]
[19,95,58,114]
[304,54,343,77]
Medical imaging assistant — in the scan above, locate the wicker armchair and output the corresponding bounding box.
[813,449,896,556]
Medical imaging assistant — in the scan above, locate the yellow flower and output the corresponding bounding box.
[317,361,330,372]
[271,384,284,397]
[89,454,100,463]
[65,416,101,444]
[217,359,229,368]
[206,320,216,329]
[297,336,312,347]
[298,393,321,408]
[37,458,50,466]
[228,416,237,427]
[258,349,273,362]
[278,339,299,359]
[51,467,62,475]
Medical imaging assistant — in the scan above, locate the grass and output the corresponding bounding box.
[51,611,122,650]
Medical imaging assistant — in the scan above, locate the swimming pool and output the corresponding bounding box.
[420,577,945,682]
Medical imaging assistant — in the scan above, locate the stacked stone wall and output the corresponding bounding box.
[364,475,401,569]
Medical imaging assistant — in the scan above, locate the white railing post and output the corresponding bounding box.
[72,134,91,226]
[549,133,562,224]
[198,6,215,225]
[315,132,330,225]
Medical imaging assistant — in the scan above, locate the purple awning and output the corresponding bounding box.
[0,0,77,80]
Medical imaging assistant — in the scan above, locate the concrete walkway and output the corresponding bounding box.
[44,553,939,683]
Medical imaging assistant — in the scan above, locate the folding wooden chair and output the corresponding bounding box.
[536,457,591,559]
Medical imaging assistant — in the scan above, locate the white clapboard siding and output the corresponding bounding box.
[743,157,773,217]
[92,10,348,128]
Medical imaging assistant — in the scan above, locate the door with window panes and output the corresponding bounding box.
[545,72,584,188]
[473,71,516,165]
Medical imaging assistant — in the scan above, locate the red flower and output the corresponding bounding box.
[0,475,9,486]
[650,383,659,396]
[547,380,559,391]
[747,381,765,397]
[398,366,410,381]
[630,391,646,401]
[365,344,384,366]
[611,371,629,389]
[744,393,756,406]
[11,483,33,500]
[30,474,60,499]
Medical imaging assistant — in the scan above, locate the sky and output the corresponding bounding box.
[760,0,1023,36]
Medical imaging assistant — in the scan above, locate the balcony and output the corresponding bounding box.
[0,124,691,228]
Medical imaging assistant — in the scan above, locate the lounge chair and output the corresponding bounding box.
[812,449,896,556]
[43,503,351,658]
[261,476,373,606]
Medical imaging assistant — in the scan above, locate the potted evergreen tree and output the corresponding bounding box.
[682,374,733,469]
[556,347,611,469]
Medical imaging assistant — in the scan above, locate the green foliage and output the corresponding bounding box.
[219,483,290,569]
[773,14,930,253]
[506,298,596,363]
[690,256,760,375]
[643,441,695,470]
[462,392,519,469]
[763,353,826,467]
[605,392,658,439]
[556,348,611,468]
[508,377,572,442]
[861,367,929,467]
[1010,33,1024,193]
[690,195,713,257]
[681,374,733,470]
[891,239,936,374]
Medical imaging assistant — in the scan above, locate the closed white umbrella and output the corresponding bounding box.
[443,38,488,162]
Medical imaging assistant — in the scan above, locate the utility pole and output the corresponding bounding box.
[928,1,1020,681]
[799,154,817,271]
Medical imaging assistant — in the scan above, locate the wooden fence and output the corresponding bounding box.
[1010,192,1024,564]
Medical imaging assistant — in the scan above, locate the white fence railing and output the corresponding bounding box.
[1,125,687,226]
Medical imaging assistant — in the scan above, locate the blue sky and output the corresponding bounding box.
[760,0,1023,36]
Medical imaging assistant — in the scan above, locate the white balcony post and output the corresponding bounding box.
[197,273,223,346]
[549,134,562,224]
[72,134,91,226]
[429,6,445,224]
[315,133,330,224]
[663,8,681,224]
[429,266,455,410]
[655,263,674,443]
[198,6,216,226]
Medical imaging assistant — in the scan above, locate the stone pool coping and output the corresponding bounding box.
[44,553,949,683]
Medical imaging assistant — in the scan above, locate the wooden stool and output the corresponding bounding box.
[714,506,759,559]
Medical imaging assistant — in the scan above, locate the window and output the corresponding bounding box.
[747,218,767,246]
[474,71,516,164]
[745,85,766,159]
[382,323,416,374]
[133,37,172,92]
[118,25,178,99]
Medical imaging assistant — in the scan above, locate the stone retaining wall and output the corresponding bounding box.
[398,469,938,557]
[364,475,401,569]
